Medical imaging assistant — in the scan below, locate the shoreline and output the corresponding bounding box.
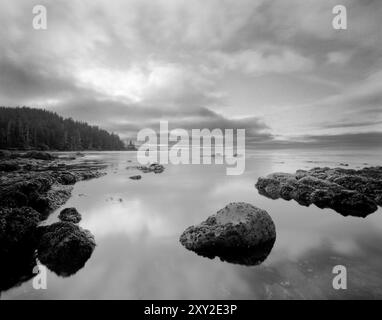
[0,151,107,292]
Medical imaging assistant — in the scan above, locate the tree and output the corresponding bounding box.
[0,106,126,151]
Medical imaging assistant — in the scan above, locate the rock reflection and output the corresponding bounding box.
[0,249,37,292]
[190,239,275,266]
[0,207,40,292]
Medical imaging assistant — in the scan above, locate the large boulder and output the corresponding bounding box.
[37,222,96,276]
[256,166,382,217]
[59,208,82,224]
[180,202,276,265]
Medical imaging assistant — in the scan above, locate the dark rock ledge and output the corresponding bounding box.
[0,151,103,291]
[255,167,382,217]
[180,202,276,266]
[0,151,106,218]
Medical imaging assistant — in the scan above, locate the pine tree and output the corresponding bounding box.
[0,106,126,151]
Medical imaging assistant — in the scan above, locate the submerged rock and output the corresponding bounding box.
[180,202,276,266]
[59,208,82,224]
[137,163,165,174]
[37,222,96,276]
[256,166,382,217]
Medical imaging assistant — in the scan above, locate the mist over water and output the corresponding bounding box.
[3,148,382,299]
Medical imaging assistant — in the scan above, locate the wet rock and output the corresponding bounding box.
[23,151,56,161]
[0,207,41,254]
[136,163,165,174]
[37,222,96,276]
[0,156,105,219]
[256,166,382,217]
[0,173,56,211]
[150,163,165,174]
[130,175,142,180]
[0,150,11,159]
[180,202,276,266]
[0,160,20,172]
[0,154,104,290]
[59,208,82,224]
[0,207,42,291]
[56,172,77,185]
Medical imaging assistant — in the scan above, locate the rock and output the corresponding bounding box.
[0,173,56,211]
[130,175,142,180]
[150,163,165,173]
[256,166,382,217]
[0,207,41,291]
[0,207,41,254]
[0,150,11,159]
[59,208,82,224]
[180,202,276,266]
[23,151,56,161]
[56,172,77,185]
[37,222,96,276]
[0,160,20,172]
[0,154,104,289]
[136,163,165,174]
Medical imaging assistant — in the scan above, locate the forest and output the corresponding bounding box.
[0,107,126,151]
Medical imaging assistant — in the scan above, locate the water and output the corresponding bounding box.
[3,149,382,299]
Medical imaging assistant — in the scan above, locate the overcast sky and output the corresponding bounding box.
[0,0,381,147]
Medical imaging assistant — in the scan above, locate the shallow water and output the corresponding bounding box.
[3,149,382,299]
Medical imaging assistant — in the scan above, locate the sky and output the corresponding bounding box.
[0,0,381,148]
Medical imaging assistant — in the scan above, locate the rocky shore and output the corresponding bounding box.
[0,151,104,291]
[256,166,382,217]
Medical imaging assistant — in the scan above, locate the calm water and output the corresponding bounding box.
[3,149,382,299]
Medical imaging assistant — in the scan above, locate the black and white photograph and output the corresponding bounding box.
[0,0,382,304]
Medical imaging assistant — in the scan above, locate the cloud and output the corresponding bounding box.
[52,96,271,141]
[253,132,382,149]
[0,0,381,147]
[210,47,314,76]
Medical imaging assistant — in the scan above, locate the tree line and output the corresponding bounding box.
[0,107,126,151]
